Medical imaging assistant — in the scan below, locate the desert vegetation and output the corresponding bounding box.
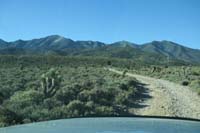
[0,55,145,127]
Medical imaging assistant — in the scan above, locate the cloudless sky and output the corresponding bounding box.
[0,0,200,49]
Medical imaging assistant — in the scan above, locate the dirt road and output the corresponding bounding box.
[107,68,200,119]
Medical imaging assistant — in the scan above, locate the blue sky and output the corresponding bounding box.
[0,0,200,49]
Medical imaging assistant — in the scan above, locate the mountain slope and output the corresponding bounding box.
[1,35,105,52]
[74,44,167,64]
[0,39,9,49]
[140,41,200,63]
[109,41,139,48]
[13,35,75,50]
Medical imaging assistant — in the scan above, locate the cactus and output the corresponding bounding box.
[41,68,62,98]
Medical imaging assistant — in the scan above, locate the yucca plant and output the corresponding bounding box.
[41,68,62,98]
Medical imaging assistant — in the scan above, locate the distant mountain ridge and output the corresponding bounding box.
[3,35,105,51]
[0,35,200,64]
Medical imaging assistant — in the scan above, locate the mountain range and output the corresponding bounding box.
[0,35,200,64]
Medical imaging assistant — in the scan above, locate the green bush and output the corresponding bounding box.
[115,92,129,105]
[181,81,190,86]
[190,80,200,88]
[66,100,86,117]
[6,90,43,110]
[77,90,91,102]
[95,106,114,116]
[197,90,200,95]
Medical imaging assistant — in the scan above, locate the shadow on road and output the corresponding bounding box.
[129,82,152,109]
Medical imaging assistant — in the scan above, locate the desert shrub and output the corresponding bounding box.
[197,90,200,95]
[127,78,138,87]
[30,108,50,121]
[56,89,76,105]
[190,80,200,88]
[0,122,6,127]
[22,118,32,124]
[190,80,200,94]
[95,106,114,116]
[77,90,91,102]
[115,92,129,105]
[191,70,200,76]
[119,83,128,91]
[66,100,86,117]
[5,90,44,110]
[0,92,4,104]
[88,88,111,105]
[0,107,23,126]
[1,90,44,123]
[181,81,190,86]
[43,98,62,110]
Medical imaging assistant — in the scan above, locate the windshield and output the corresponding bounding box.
[0,0,200,130]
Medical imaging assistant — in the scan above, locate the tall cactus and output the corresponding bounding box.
[41,68,62,98]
